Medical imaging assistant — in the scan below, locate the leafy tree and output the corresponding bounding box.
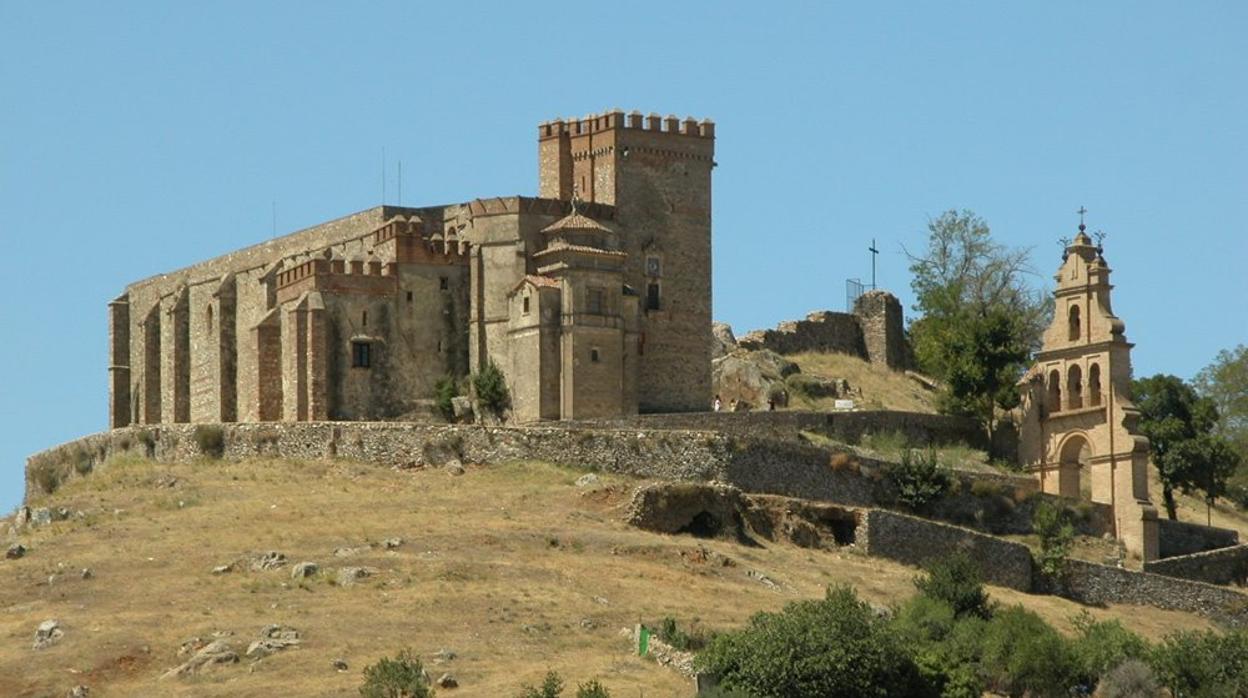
[359,649,434,698]
[472,360,511,417]
[695,585,927,697]
[1195,344,1248,455]
[1134,374,1242,520]
[1150,629,1248,698]
[1032,500,1074,579]
[434,375,459,421]
[1068,612,1149,687]
[517,671,564,698]
[979,605,1080,697]
[887,448,953,514]
[906,210,1047,439]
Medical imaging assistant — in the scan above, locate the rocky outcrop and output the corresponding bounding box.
[711,322,737,359]
[711,350,798,411]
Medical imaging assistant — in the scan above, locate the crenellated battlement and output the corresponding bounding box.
[275,256,399,292]
[538,109,714,140]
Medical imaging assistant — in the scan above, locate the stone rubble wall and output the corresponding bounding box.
[1157,517,1240,559]
[1052,558,1248,628]
[738,311,866,358]
[860,509,1035,591]
[1144,544,1248,587]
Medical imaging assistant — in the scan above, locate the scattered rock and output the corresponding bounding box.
[80,568,93,580]
[336,566,373,586]
[211,563,235,575]
[746,569,780,590]
[382,537,404,550]
[711,322,738,359]
[250,551,287,571]
[450,396,473,421]
[67,686,90,698]
[161,639,238,679]
[333,546,369,558]
[154,474,179,488]
[32,619,63,650]
[14,507,31,527]
[245,625,301,658]
[575,473,601,488]
[6,543,26,560]
[290,562,319,579]
[332,658,349,672]
[436,673,458,688]
[31,508,53,527]
[580,618,596,629]
[433,648,458,663]
[445,460,466,477]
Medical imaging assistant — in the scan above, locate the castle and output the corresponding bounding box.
[107,110,714,426]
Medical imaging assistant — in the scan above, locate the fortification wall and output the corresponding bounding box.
[1144,544,1248,586]
[738,311,865,357]
[564,410,988,450]
[860,509,1034,591]
[1157,518,1240,558]
[1052,558,1248,628]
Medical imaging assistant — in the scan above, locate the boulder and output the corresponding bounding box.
[67,686,90,698]
[382,538,404,550]
[32,619,63,650]
[437,673,458,689]
[711,322,737,359]
[575,473,601,488]
[290,562,319,579]
[712,349,800,411]
[332,658,349,672]
[450,396,473,421]
[6,543,26,560]
[336,566,374,586]
[250,551,287,571]
[161,639,238,679]
[245,625,301,658]
[30,508,53,527]
[445,461,466,477]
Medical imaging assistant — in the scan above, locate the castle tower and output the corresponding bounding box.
[1017,220,1159,560]
[538,110,715,412]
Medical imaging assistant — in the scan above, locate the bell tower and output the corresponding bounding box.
[1017,213,1159,561]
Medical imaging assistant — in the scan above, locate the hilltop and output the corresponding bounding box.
[0,454,1225,698]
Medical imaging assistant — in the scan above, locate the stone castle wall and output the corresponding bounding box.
[736,290,911,370]
[1145,544,1248,586]
[1157,517,1240,558]
[860,509,1035,591]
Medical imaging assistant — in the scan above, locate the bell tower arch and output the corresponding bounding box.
[1016,216,1159,561]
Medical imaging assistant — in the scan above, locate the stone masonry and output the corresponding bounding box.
[737,290,911,370]
[108,110,715,427]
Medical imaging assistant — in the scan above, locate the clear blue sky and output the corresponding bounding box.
[2,2,1245,513]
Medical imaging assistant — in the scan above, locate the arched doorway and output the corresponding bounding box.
[1057,433,1092,499]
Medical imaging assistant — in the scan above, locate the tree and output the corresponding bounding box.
[1195,345,1248,459]
[906,211,1049,440]
[1133,374,1242,521]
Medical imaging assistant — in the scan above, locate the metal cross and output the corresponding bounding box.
[1077,205,1088,227]
[868,238,880,290]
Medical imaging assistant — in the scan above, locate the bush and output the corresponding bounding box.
[574,680,610,698]
[517,671,564,698]
[1150,629,1248,698]
[434,375,459,421]
[137,429,157,455]
[359,649,434,698]
[30,459,66,495]
[1068,612,1148,686]
[695,585,926,697]
[914,553,992,620]
[193,425,225,459]
[1097,659,1159,698]
[472,360,510,416]
[887,448,952,513]
[1032,500,1074,578]
[979,605,1079,698]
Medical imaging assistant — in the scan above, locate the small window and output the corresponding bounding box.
[352,341,371,368]
[522,295,530,315]
[1069,305,1081,341]
[439,276,449,291]
[406,290,413,302]
[646,283,661,311]
[588,287,605,314]
[645,256,661,277]
[362,310,368,327]
[437,339,443,353]
[206,304,214,331]
[590,348,600,363]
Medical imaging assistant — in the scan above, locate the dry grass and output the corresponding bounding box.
[785,351,940,414]
[0,455,1221,697]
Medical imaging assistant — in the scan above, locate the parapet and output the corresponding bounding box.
[538,109,714,140]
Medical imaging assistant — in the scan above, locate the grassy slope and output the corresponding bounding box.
[0,456,1222,698]
[786,351,939,413]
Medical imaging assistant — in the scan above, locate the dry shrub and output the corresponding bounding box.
[828,452,860,474]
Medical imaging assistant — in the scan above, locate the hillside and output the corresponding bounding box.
[0,455,1224,697]
[787,351,940,414]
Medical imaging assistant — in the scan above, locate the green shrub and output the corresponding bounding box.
[574,680,610,698]
[1097,659,1158,698]
[517,671,564,698]
[30,460,66,494]
[697,688,755,698]
[914,553,992,619]
[434,375,459,421]
[1069,611,1148,685]
[472,360,510,416]
[969,479,1003,498]
[695,585,926,697]
[1032,500,1074,578]
[193,425,225,459]
[359,648,434,698]
[887,448,952,513]
[137,429,156,454]
[892,594,957,648]
[1150,629,1248,698]
[979,605,1079,698]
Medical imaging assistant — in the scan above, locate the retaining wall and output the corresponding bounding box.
[1145,544,1248,587]
[1053,558,1248,628]
[1157,518,1240,558]
[860,509,1034,591]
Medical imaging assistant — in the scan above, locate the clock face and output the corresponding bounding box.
[646,257,661,276]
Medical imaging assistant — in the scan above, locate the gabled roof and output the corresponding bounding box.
[540,211,612,235]
[507,274,561,297]
[532,241,627,258]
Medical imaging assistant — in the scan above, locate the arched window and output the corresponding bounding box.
[1069,305,1081,341]
[1048,370,1062,412]
[1088,364,1102,407]
[1067,364,1083,410]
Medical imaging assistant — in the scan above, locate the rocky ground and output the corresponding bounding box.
[0,455,1226,697]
